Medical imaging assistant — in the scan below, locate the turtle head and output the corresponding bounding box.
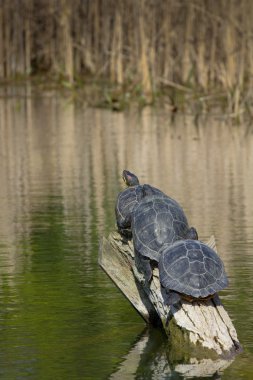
[186,227,198,240]
[122,170,140,186]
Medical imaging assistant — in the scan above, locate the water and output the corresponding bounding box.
[0,86,253,379]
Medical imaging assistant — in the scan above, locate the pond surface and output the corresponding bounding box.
[0,86,253,379]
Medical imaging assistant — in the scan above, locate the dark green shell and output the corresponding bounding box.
[115,184,166,233]
[115,185,144,230]
[158,240,229,298]
[132,196,190,262]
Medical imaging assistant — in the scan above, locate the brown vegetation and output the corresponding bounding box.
[0,1,253,112]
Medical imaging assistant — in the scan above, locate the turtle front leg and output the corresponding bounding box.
[117,225,132,239]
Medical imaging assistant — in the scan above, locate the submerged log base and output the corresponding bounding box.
[99,231,242,358]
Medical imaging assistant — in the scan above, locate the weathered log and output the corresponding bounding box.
[99,231,242,358]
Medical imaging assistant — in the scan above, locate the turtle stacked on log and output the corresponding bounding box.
[115,170,143,238]
[101,170,241,357]
[115,170,167,238]
[115,170,228,304]
[159,240,229,305]
[132,195,198,282]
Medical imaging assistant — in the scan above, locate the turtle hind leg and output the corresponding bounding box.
[161,287,181,306]
[134,252,153,283]
[141,257,153,282]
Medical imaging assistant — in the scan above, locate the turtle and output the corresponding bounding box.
[115,170,166,237]
[158,239,229,305]
[132,195,198,282]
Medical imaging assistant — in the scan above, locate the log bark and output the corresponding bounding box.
[99,231,242,359]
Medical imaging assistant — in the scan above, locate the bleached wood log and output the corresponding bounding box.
[98,233,159,324]
[99,231,242,358]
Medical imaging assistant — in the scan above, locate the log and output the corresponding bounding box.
[98,234,159,324]
[99,231,242,359]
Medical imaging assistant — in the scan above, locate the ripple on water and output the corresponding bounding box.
[0,99,253,378]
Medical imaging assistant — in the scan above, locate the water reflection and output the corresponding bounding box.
[1,89,253,249]
[110,328,233,379]
[0,86,253,378]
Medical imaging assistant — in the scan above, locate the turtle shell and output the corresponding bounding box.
[115,185,166,231]
[158,240,229,299]
[115,185,144,230]
[132,196,190,262]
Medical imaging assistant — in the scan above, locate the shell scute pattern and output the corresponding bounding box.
[142,184,167,199]
[159,240,229,299]
[204,257,223,278]
[169,205,188,225]
[185,240,200,250]
[115,170,169,235]
[115,185,143,229]
[172,220,189,237]
[170,257,189,277]
[132,196,190,262]
[189,260,205,274]
[187,248,204,262]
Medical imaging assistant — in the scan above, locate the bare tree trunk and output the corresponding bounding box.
[0,4,4,77]
[161,2,172,80]
[246,1,253,89]
[92,0,100,70]
[197,10,208,89]
[149,4,156,92]
[24,0,32,75]
[15,1,25,74]
[182,3,194,84]
[73,1,81,75]
[209,1,218,85]
[60,0,73,82]
[110,4,123,84]
[138,0,152,95]
[48,0,57,73]
[4,1,11,77]
[223,0,236,89]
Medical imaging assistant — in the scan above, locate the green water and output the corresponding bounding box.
[0,86,253,379]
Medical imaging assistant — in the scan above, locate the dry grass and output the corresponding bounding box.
[0,0,253,114]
